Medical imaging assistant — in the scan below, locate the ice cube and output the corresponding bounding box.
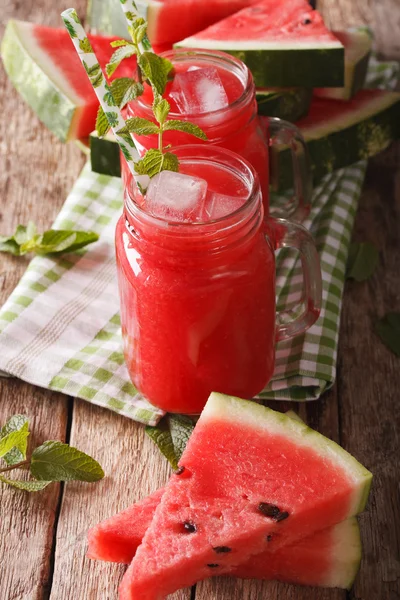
[203,191,246,221]
[170,67,229,114]
[145,171,208,222]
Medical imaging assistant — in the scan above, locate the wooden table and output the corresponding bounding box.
[1,1,399,599]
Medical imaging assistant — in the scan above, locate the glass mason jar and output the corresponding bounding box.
[116,145,321,414]
[121,48,311,221]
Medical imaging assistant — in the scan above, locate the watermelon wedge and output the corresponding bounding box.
[175,0,344,88]
[88,488,361,589]
[256,88,312,121]
[88,0,262,48]
[119,393,371,599]
[315,30,372,101]
[1,20,137,142]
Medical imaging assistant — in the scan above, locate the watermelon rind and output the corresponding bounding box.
[206,393,372,515]
[315,30,372,101]
[1,20,81,142]
[256,88,312,121]
[327,518,362,589]
[90,130,122,178]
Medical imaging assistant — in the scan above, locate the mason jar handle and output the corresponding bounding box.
[266,117,313,223]
[265,217,322,342]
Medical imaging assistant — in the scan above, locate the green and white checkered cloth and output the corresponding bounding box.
[0,56,397,424]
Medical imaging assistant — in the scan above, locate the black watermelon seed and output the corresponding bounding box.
[207,564,220,568]
[175,466,185,475]
[183,521,197,533]
[258,503,281,518]
[213,546,232,554]
[266,534,273,542]
[276,511,290,522]
[302,18,312,25]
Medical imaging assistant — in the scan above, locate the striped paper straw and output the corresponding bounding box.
[61,8,139,177]
[119,0,153,52]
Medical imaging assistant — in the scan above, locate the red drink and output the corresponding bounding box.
[116,146,322,414]
[125,49,270,208]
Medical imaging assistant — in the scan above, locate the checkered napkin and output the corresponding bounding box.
[0,56,398,424]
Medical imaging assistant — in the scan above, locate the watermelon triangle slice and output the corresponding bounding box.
[119,393,371,599]
[175,0,344,88]
[1,20,137,142]
[88,487,362,589]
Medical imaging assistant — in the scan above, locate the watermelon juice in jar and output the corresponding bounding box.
[116,145,321,414]
[122,49,311,219]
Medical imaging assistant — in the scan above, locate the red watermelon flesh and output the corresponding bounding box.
[119,393,371,599]
[87,487,361,589]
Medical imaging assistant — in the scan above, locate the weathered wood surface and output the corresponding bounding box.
[0,0,399,599]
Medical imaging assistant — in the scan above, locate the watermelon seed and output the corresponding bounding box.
[266,535,273,542]
[175,466,185,475]
[183,521,197,533]
[258,503,281,518]
[213,546,232,554]
[302,18,312,25]
[276,511,290,522]
[207,564,220,568]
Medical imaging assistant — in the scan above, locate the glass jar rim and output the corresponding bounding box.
[133,48,254,121]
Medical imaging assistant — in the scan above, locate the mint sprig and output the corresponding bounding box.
[0,415,104,493]
[0,222,99,257]
[346,242,379,282]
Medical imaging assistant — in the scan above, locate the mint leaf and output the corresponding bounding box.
[169,415,194,462]
[0,475,51,492]
[0,238,21,256]
[0,415,29,465]
[135,149,179,178]
[346,242,379,282]
[14,222,37,245]
[96,106,110,137]
[118,117,159,136]
[106,46,136,77]
[138,52,173,96]
[145,419,179,470]
[31,441,104,482]
[26,230,99,255]
[375,313,400,357]
[154,98,170,126]
[110,39,132,48]
[164,120,207,140]
[111,78,144,108]
[0,425,29,460]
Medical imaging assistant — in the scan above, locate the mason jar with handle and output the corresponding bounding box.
[116,145,322,414]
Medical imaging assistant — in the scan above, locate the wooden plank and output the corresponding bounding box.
[0,1,87,599]
[336,145,400,600]
[318,0,400,60]
[49,399,192,600]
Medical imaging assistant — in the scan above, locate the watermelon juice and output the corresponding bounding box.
[116,146,322,414]
[124,49,270,208]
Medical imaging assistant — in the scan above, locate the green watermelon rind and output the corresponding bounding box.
[174,40,345,88]
[1,20,79,142]
[256,88,312,121]
[90,130,122,178]
[327,518,361,590]
[206,393,372,516]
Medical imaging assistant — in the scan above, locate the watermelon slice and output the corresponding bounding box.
[119,393,371,599]
[87,0,261,48]
[272,89,400,188]
[315,30,372,101]
[0,20,137,142]
[175,0,344,88]
[88,488,361,589]
[256,88,312,121]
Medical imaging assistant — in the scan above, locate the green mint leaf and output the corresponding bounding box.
[169,415,194,462]
[0,475,51,492]
[138,52,173,96]
[145,419,179,471]
[79,38,93,54]
[134,149,179,178]
[63,18,77,39]
[346,242,379,282]
[110,39,132,48]
[133,23,147,46]
[96,106,110,137]
[30,230,99,255]
[30,441,104,482]
[106,46,136,78]
[375,313,400,357]
[163,120,207,140]
[153,98,170,126]
[141,34,152,52]
[14,221,37,246]
[0,425,29,459]
[111,78,144,108]
[0,239,21,256]
[0,415,29,465]
[117,117,159,136]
